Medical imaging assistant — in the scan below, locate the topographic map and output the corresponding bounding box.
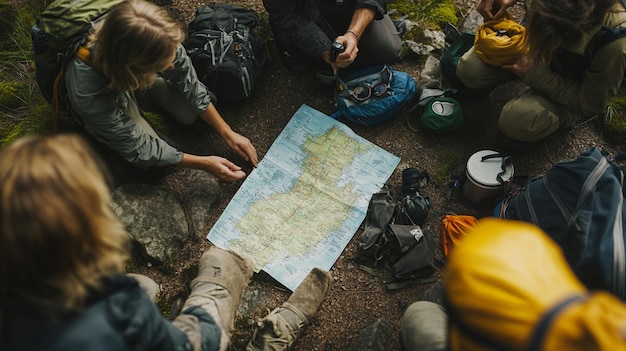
[207,104,400,291]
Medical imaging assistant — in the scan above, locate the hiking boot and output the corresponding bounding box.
[246,268,332,351]
[182,246,254,350]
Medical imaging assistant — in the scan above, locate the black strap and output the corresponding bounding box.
[480,153,512,184]
[526,294,588,351]
[386,274,438,290]
[348,262,384,277]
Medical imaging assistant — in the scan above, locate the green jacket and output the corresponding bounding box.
[523,2,626,117]
[65,44,211,167]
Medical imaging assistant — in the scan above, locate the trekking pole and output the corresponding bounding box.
[330,41,345,107]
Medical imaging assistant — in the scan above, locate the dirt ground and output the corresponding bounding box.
[125,0,621,350]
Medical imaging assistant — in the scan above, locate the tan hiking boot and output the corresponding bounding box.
[127,273,160,303]
[182,246,254,350]
[246,268,332,351]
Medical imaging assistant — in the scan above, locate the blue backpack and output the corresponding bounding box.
[501,147,626,300]
[329,65,416,126]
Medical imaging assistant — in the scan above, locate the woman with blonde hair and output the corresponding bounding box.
[0,134,332,351]
[0,134,247,351]
[64,0,258,182]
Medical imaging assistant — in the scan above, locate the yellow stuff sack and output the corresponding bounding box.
[444,219,626,351]
[474,15,529,66]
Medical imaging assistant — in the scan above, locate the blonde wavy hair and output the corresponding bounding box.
[0,134,130,318]
[91,0,185,92]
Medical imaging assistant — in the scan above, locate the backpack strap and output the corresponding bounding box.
[526,294,589,351]
[586,26,626,60]
[51,46,92,133]
[385,274,438,290]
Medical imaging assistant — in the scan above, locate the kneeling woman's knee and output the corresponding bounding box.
[498,100,561,142]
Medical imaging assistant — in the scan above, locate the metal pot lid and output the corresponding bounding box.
[466,150,514,186]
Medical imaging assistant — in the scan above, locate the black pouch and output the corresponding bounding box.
[398,168,432,225]
[399,192,431,225]
[386,225,436,280]
[375,223,437,289]
[356,189,396,262]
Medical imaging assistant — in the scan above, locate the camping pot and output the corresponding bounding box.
[461,150,514,208]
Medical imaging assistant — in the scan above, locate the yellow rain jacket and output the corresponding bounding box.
[474,16,529,66]
[444,219,626,351]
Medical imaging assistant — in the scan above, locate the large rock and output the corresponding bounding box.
[347,318,393,351]
[181,169,221,237]
[112,183,188,263]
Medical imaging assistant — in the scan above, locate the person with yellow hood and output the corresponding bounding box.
[454,0,626,154]
[400,219,626,351]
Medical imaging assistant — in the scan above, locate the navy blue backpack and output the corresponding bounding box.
[329,65,416,126]
[502,147,626,300]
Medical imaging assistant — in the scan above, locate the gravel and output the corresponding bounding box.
[129,0,620,349]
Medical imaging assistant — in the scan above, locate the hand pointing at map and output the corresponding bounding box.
[180,154,247,182]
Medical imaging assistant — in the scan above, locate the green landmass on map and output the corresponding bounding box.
[230,126,373,269]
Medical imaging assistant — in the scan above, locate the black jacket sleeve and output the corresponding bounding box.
[263,0,389,60]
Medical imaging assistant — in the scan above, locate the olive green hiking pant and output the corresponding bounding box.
[457,48,583,142]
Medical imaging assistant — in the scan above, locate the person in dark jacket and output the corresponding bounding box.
[262,0,402,72]
[0,134,223,351]
[0,134,332,351]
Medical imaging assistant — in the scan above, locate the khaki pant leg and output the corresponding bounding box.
[147,77,199,126]
[400,301,447,351]
[172,314,203,351]
[498,89,581,142]
[353,14,403,69]
[127,273,160,303]
[125,92,159,139]
[457,47,517,89]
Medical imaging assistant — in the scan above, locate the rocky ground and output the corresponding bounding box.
[110,0,621,350]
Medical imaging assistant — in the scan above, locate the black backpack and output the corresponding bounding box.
[502,148,626,300]
[183,4,268,103]
[31,0,124,132]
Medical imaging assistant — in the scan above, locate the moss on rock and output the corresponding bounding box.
[389,0,459,30]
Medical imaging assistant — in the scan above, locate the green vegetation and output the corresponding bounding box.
[389,0,459,58]
[605,85,626,149]
[432,148,460,185]
[389,0,458,30]
[0,0,51,146]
